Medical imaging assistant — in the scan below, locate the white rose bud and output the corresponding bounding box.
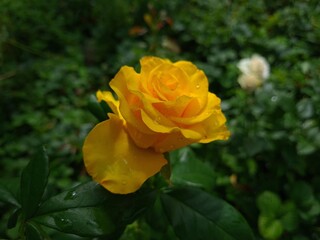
[237,74,263,91]
[237,54,270,91]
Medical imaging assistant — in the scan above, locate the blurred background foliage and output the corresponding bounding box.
[0,0,319,239]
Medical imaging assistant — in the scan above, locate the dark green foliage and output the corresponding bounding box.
[160,187,254,240]
[2,150,252,239]
[20,147,49,219]
[170,147,216,191]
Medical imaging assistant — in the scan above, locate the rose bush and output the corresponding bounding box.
[83,56,230,194]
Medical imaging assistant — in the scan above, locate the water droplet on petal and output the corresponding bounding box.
[154,116,161,124]
[122,158,128,165]
[196,84,200,89]
[121,180,127,185]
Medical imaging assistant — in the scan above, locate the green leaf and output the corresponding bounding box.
[50,231,93,240]
[87,94,111,122]
[20,147,49,219]
[33,181,156,237]
[35,181,110,215]
[145,197,170,233]
[7,208,21,229]
[160,187,254,240]
[258,215,283,240]
[170,148,215,190]
[34,206,118,237]
[280,211,299,232]
[257,191,282,217]
[0,178,20,207]
[297,138,316,155]
[297,98,313,119]
[25,222,44,240]
[290,181,314,208]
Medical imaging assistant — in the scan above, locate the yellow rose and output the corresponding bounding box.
[83,56,230,194]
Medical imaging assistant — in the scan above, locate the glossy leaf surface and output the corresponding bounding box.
[33,181,156,237]
[170,148,215,190]
[25,222,43,240]
[0,178,20,207]
[20,147,49,219]
[160,187,254,240]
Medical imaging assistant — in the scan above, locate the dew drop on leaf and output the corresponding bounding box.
[64,191,78,200]
[55,217,73,230]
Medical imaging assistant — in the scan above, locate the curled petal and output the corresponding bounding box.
[140,56,171,94]
[126,123,159,149]
[193,113,231,143]
[83,114,167,194]
[96,90,122,118]
[153,131,197,153]
[152,95,194,118]
[170,93,221,125]
[174,61,209,106]
[110,67,153,134]
[140,110,178,133]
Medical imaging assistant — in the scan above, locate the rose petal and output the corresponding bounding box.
[174,60,199,76]
[83,114,167,194]
[190,113,231,143]
[140,56,171,94]
[140,110,178,133]
[237,58,251,75]
[153,131,196,153]
[150,63,190,101]
[126,123,159,149]
[188,69,208,106]
[111,65,179,133]
[199,124,231,143]
[152,95,194,118]
[96,90,122,118]
[126,119,202,152]
[110,66,153,134]
[180,97,201,117]
[170,93,220,125]
[174,61,209,106]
